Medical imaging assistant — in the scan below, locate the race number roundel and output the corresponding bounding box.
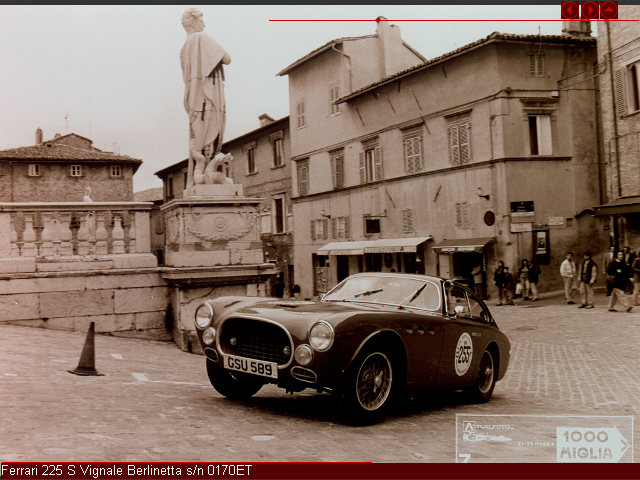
[455,332,473,376]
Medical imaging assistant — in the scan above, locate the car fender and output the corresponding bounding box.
[343,328,408,378]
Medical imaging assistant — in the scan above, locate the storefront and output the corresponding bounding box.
[315,236,432,295]
[432,237,495,299]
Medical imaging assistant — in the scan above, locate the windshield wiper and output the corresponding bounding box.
[338,288,384,302]
[399,283,427,309]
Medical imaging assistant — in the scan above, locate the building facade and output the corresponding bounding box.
[594,6,640,251]
[0,130,141,202]
[281,21,607,300]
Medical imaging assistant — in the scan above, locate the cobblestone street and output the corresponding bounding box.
[1,291,638,463]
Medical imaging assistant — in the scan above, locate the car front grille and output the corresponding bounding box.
[219,318,292,365]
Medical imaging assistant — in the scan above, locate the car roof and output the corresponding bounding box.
[346,272,444,283]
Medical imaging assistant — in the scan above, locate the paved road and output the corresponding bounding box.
[0,291,638,463]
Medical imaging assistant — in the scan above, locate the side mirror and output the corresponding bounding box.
[454,305,465,316]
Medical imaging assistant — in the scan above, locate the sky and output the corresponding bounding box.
[0,5,574,193]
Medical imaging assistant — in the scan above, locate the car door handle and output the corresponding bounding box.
[427,327,436,335]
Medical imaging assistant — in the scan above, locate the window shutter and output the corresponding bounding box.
[332,217,337,239]
[615,68,626,116]
[455,203,462,228]
[449,125,460,165]
[374,146,383,180]
[323,218,329,239]
[359,152,365,184]
[335,156,343,188]
[405,138,414,173]
[536,53,544,76]
[459,123,470,164]
[345,216,350,239]
[311,220,316,240]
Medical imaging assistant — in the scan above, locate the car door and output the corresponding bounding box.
[435,284,489,387]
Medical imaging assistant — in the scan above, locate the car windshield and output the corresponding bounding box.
[323,275,440,310]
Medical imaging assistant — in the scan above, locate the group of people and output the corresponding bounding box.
[493,246,640,311]
[561,247,639,312]
[492,259,541,306]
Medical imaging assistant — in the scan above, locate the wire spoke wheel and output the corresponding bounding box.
[355,352,393,411]
[477,351,494,394]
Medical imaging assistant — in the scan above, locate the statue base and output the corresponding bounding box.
[184,184,243,199]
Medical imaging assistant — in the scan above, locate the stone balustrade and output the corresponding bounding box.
[0,202,153,259]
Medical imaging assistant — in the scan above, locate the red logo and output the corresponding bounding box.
[581,1,600,19]
[561,1,580,19]
[600,1,618,19]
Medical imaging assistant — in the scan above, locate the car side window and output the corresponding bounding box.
[446,284,470,317]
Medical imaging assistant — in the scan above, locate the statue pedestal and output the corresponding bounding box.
[160,189,276,352]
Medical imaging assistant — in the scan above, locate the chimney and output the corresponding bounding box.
[35,128,43,145]
[376,16,404,77]
[259,113,275,127]
[562,21,592,37]
[54,133,61,140]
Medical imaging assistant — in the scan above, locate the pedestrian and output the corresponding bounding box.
[471,262,483,298]
[517,259,531,300]
[623,246,636,294]
[578,251,597,309]
[560,252,577,304]
[632,255,640,306]
[607,251,633,312]
[602,246,616,296]
[528,259,541,301]
[502,266,515,305]
[493,260,506,305]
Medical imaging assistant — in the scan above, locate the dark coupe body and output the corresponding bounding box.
[194,273,510,423]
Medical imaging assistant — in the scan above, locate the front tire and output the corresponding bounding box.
[206,359,263,400]
[468,349,496,403]
[338,349,394,424]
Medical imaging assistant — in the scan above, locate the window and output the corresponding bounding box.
[247,147,257,174]
[528,115,552,155]
[332,216,350,239]
[167,175,174,199]
[260,213,272,234]
[330,150,344,189]
[528,52,544,77]
[364,217,381,235]
[329,85,340,115]
[448,115,471,165]
[456,202,470,229]
[183,171,188,189]
[273,196,285,234]
[311,218,328,240]
[272,138,284,167]
[296,102,306,128]
[404,133,423,173]
[615,60,640,115]
[402,208,414,233]
[296,159,309,195]
[359,146,383,184]
[110,165,121,177]
[28,164,40,177]
[70,165,82,177]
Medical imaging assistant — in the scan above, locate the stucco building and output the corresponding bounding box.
[0,130,141,202]
[594,6,640,251]
[279,20,607,300]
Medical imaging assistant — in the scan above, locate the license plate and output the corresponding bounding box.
[224,354,278,379]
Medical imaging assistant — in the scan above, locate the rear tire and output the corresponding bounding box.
[468,348,496,403]
[206,359,263,400]
[338,348,395,425]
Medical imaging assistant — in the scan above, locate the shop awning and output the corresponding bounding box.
[432,237,495,253]
[594,196,640,216]
[317,236,432,256]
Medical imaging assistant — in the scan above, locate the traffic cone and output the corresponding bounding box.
[68,322,104,376]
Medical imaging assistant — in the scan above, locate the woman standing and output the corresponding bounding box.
[493,260,506,305]
[528,259,541,301]
[518,259,531,301]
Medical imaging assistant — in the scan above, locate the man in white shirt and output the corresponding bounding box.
[560,252,577,304]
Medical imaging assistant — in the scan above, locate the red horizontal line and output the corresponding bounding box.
[269,19,637,22]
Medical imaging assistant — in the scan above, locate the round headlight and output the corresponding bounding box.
[194,303,213,329]
[294,345,314,366]
[309,321,334,352]
[202,327,216,346]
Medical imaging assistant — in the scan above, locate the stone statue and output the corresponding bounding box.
[180,8,231,187]
[82,186,92,202]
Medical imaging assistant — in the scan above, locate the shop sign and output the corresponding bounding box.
[511,222,532,233]
[511,201,535,223]
[548,216,564,226]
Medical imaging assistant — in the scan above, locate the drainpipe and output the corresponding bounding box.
[606,22,621,198]
[331,44,353,93]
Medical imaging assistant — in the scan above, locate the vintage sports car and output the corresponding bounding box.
[194,273,510,423]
